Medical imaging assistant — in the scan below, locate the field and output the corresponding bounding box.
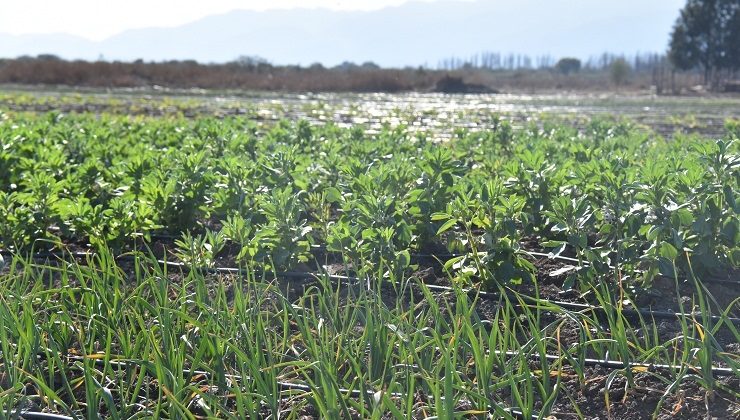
[0,89,739,419]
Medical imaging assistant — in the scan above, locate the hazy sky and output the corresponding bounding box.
[0,0,688,66]
[0,0,449,40]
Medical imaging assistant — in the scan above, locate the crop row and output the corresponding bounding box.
[1,249,738,419]
[6,248,739,327]
[1,113,737,292]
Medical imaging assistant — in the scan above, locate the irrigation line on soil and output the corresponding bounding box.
[11,353,537,420]
[304,242,736,286]
[142,232,731,283]
[0,247,726,292]
[4,251,738,376]
[10,340,737,420]
[407,250,737,287]
[394,278,740,325]
[28,341,740,378]
[132,257,740,325]
[491,350,738,377]
[17,413,74,420]
[4,244,736,287]
[3,250,739,325]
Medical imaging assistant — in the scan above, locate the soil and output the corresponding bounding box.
[549,366,739,420]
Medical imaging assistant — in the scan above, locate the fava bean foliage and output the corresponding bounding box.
[0,108,738,419]
[1,114,736,285]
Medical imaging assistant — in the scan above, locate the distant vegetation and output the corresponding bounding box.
[669,0,740,90]
[0,0,737,94]
[554,58,581,75]
[0,52,718,94]
[609,58,631,88]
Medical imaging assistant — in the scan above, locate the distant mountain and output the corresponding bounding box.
[0,0,684,67]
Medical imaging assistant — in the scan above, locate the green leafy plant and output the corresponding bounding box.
[173,230,225,268]
[435,180,535,287]
[256,187,313,269]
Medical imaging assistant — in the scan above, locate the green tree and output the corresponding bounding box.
[669,0,740,86]
[609,58,630,88]
[555,57,581,75]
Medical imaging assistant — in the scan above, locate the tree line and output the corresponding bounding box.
[669,0,739,89]
[439,0,739,92]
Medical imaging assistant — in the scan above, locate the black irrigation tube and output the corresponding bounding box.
[312,245,735,288]
[10,342,737,420]
[17,413,74,420]
[141,232,726,283]
[400,278,740,325]
[11,355,536,420]
[3,250,740,325]
[8,339,737,420]
[405,249,738,287]
[491,350,738,377]
[4,243,737,287]
[130,258,740,326]
[3,251,737,420]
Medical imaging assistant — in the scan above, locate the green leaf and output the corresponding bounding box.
[561,273,576,291]
[442,172,454,186]
[548,242,566,257]
[361,228,377,240]
[675,208,693,226]
[396,250,411,268]
[551,223,568,233]
[324,187,342,203]
[724,185,738,212]
[599,223,614,235]
[550,265,577,277]
[578,233,588,249]
[443,255,466,272]
[430,212,452,221]
[646,225,662,241]
[541,240,566,248]
[659,242,678,260]
[436,218,457,235]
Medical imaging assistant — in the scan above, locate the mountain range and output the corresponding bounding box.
[0,0,684,67]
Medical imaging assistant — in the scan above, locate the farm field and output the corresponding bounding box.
[0,90,738,419]
[2,87,740,138]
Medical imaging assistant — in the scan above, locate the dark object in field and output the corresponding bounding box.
[433,74,498,93]
[725,81,740,93]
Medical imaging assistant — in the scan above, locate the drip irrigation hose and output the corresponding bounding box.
[308,243,737,287]
[3,250,739,325]
[492,350,737,377]
[12,353,536,420]
[126,258,740,325]
[4,244,736,287]
[400,279,740,325]
[11,340,737,420]
[403,249,737,287]
[17,413,74,420]
[0,247,711,287]
[4,248,737,368]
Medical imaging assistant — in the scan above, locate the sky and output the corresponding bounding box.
[0,0,686,66]
[0,0,446,41]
